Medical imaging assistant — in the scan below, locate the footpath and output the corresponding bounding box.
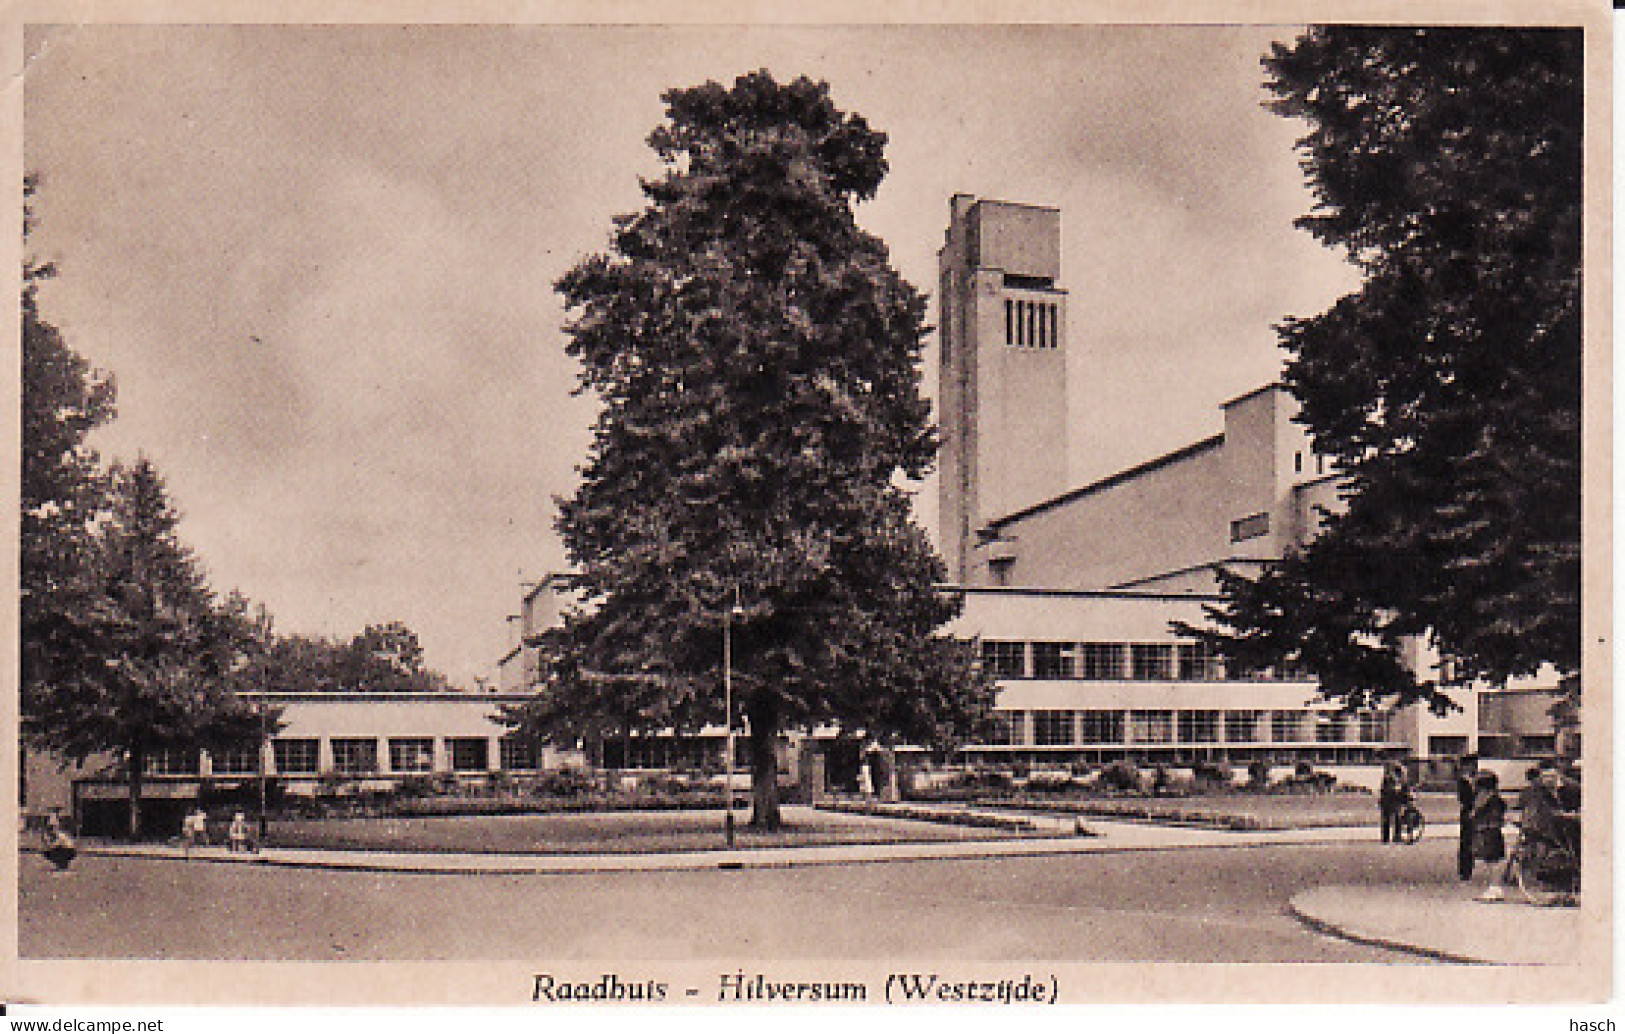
[65,801,1581,965]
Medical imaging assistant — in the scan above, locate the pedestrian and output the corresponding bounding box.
[1469,770,1507,902]
[1455,754,1479,880]
[1521,761,1580,858]
[1378,762,1406,843]
[857,757,874,797]
[227,811,253,853]
[181,806,208,858]
[42,811,76,873]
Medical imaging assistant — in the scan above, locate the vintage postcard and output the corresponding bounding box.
[3,0,1611,1013]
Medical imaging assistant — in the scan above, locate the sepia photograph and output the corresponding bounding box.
[7,2,1610,1009]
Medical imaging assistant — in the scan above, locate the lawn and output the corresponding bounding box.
[982,791,1462,831]
[263,805,1055,855]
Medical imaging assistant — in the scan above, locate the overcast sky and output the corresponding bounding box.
[24,23,1360,686]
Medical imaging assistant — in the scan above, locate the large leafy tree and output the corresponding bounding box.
[1194,28,1581,711]
[519,71,991,827]
[258,622,452,695]
[27,459,263,838]
[20,176,118,756]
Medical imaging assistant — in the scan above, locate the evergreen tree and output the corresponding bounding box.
[28,459,262,838]
[521,71,991,827]
[1193,29,1582,710]
[20,176,118,758]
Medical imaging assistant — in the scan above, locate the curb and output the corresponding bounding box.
[1284,899,1491,965]
[59,824,1378,877]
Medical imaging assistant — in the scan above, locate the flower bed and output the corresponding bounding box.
[816,799,1044,833]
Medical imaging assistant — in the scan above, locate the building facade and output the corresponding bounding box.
[936,195,1552,776]
[938,195,1072,583]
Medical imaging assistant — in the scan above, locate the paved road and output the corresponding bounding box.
[20,836,1461,962]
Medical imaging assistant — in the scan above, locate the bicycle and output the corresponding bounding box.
[1394,800,1425,844]
[1505,828,1580,907]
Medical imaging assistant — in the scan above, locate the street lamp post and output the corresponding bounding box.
[723,592,744,847]
[257,695,269,841]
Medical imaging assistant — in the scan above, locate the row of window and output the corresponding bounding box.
[987,709,1390,747]
[981,640,1236,681]
[1005,298,1060,349]
[144,736,541,777]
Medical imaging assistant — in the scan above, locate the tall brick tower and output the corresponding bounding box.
[937,195,1071,583]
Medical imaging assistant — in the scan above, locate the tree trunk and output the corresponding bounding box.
[127,746,144,841]
[747,698,781,830]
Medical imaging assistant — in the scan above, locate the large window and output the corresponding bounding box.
[1031,642,1073,679]
[332,738,380,775]
[449,738,489,773]
[144,749,200,776]
[1270,711,1307,744]
[1358,712,1389,743]
[1129,710,1174,745]
[273,738,319,775]
[1032,710,1076,746]
[1428,735,1470,757]
[1314,716,1347,743]
[1178,710,1220,744]
[1078,643,1125,680]
[1131,644,1174,681]
[1225,711,1262,744]
[389,737,434,773]
[1229,512,1270,543]
[981,641,1026,679]
[500,736,540,772]
[1078,710,1124,744]
[211,745,261,775]
[1177,641,1220,681]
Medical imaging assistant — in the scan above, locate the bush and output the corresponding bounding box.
[951,768,1014,792]
[531,769,595,797]
[1277,766,1339,793]
[396,775,436,798]
[1246,760,1273,789]
[1023,771,1075,794]
[1098,760,1141,792]
[1191,761,1234,788]
[640,772,697,795]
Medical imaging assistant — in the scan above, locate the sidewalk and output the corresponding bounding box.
[1288,883,1583,965]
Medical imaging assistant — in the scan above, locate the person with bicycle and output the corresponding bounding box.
[1520,763,1579,860]
[1504,762,1581,904]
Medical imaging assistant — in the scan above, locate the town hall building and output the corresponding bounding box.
[932,195,1556,777]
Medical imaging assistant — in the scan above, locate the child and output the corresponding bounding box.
[227,811,254,853]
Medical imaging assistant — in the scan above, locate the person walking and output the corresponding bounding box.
[181,806,208,859]
[1379,762,1407,843]
[42,811,77,873]
[1470,770,1508,901]
[1455,754,1479,880]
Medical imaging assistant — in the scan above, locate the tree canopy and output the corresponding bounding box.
[254,622,453,695]
[27,459,265,837]
[1193,28,1582,710]
[516,71,991,826]
[21,176,118,737]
